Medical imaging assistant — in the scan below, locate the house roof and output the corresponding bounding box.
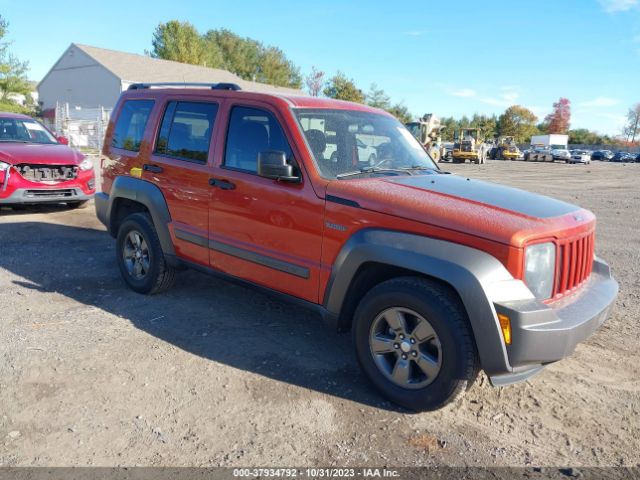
[72,44,302,95]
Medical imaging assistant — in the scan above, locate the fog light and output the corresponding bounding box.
[498,314,512,345]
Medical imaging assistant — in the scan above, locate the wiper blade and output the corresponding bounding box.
[336,167,413,179]
[0,139,28,143]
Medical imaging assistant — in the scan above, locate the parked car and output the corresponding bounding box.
[441,142,454,161]
[611,151,634,162]
[551,148,571,162]
[591,150,614,161]
[96,82,618,412]
[356,138,378,164]
[0,112,95,208]
[636,152,640,162]
[524,147,553,162]
[569,150,591,164]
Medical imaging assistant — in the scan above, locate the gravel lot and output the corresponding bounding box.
[0,160,638,467]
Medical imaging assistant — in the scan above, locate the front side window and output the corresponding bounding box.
[112,100,154,152]
[156,101,218,163]
[296,109,437,179]
[0,118,57,144]
[224,106,293,173]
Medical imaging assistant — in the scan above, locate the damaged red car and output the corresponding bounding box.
[0,112,95,208]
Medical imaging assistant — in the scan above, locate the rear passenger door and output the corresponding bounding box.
[143,99,220,266]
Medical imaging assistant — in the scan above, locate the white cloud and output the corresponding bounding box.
[452,88,476,98]
[599,0,639,12]
[579,96,620,107]
[403,30,424,37]
[477,86,521,107]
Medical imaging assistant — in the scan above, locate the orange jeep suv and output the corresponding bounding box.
[96,83,618,411]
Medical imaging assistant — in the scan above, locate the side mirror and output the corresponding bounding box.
[57,136,69,145]
[257,151,300,183]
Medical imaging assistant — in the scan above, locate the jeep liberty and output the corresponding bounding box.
[96,83,618,411]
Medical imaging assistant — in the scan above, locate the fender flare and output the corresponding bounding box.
[323,229,519,375]
[99,176,175,258]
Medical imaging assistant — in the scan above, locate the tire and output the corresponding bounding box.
[116,212,176,294]
[352,277,478,411]
[65,200,89,209]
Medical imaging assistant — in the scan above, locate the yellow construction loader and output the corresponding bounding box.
[452,128,482,163]
[492,136,521,160]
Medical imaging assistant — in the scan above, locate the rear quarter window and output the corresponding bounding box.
[112,100,155,152]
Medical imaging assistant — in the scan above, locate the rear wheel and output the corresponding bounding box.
[116,212,176,294]
[353,277,478,411]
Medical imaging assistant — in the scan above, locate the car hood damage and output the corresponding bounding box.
[326,173,594,247]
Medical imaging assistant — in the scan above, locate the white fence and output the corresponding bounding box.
[43,103,112,152]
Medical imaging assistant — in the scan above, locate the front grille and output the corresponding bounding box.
[23,189,76,199]
[553,233,595,298]
[16,164,78,182]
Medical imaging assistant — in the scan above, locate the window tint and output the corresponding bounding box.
[112,100,154,152]
[224,106,292,172]
[156,101,218,163]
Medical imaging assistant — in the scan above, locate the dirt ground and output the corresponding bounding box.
[0,160,638,468]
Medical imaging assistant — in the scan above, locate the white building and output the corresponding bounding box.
[37,43,302,112]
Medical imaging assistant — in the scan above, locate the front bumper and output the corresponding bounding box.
[0,187,94,204]
[452,151,478,159]
[0,165,95,204]
[490,257,618,385]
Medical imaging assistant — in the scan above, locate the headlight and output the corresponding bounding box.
[79,158,93,171]
[0,161,10,170]
[524,242,556,299]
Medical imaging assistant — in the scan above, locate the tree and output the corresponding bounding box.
[365,83,390,109]
[0,16,32,114]
[470,113,498,141]
[257,46,302,88]
[151,23,302,88]
[568,128,613,145]
[387,103,413,124]
[304,66,325,96]
[203,29,260,79]
[544,97,571,134]
[497,105,538,143]
[323,72,365,103]
[151,21,209,65]
[624,103,640,143]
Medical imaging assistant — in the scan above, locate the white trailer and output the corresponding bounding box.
[530,134,569,150]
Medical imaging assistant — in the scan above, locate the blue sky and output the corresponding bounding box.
[1,0,638,135]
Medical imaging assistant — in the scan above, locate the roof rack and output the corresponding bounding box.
[127,82,242,91]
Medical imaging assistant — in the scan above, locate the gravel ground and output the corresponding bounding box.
[0,160,638,467]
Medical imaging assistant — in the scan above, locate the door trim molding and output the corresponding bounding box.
[174,228,310,279]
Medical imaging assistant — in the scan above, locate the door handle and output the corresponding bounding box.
[209,178,236,190]
[143,164,163,173]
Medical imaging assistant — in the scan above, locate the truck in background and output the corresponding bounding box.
[405,114,444,162]
[530,134,569,150]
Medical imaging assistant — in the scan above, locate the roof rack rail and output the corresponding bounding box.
[127,82,242,91]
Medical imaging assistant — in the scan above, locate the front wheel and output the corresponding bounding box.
[116,212,176,294]
[353,277,478,411]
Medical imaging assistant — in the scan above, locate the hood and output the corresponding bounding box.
[0,143,83,165]
[326,173,594,247]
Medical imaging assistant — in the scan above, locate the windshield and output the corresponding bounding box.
[0,117,58,144]
[405,122,422,139]
[294,109,437,179]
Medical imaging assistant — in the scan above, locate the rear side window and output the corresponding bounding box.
[224,106,292,173]
[112,100,154,152]
[155,101,219,163]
